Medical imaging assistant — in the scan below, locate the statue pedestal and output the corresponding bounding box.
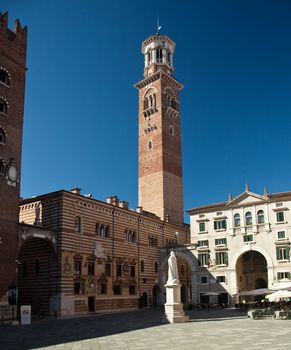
[164,282,189,323]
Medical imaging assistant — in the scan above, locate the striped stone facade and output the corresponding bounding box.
[19,189,190,316]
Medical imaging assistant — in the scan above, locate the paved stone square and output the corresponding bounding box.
[0,308,290,350]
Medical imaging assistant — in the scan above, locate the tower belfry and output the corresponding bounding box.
[135,34,184,225]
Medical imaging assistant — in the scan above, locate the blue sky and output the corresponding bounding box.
[2,0,291,222]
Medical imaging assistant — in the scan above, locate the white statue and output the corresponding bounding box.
[94,242,104,258]
[167,251,179,284]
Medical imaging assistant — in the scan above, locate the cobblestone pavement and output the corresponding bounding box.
[0,308,291,350]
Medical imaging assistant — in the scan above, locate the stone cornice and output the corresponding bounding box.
[134,71,183,90]
[141,35,175,53]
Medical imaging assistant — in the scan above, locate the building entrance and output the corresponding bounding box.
[88,296,95,312]
[236,250,268,294]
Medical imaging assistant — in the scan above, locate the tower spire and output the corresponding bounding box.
[156,17,161,35]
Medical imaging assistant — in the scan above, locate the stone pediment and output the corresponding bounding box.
[226,191,267,207]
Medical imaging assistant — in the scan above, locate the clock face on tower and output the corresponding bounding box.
[6,161,18,186]
[8,165,17,182]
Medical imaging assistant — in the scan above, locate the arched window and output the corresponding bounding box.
[0,98,8,115]
[169,125,174,136]
[147,51,151,64]
[167,51,171,65]
[156,47,162,62]
[0,128,5,144]
[148,140,153,150]
[35,259,40,276]
[149,95,153,107]
[0,159,4,175]
[75,216,81,233]
[0,69,10,86]
[96,223,100,236]
[104,225,110,238]
[132,231,136,243]
[257,210,265,224]
[144,98,148,110]
[245,212,252,226]
[140,259,145,273]
[100,224,104,237]
[154,261,158,273]
[234,213,240,227]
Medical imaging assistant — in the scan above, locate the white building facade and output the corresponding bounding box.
[188,188,291,305]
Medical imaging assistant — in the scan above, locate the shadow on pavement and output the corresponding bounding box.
[0,308,247,350]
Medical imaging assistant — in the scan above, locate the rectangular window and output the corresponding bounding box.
[276,211,285,223]
[216,276,226,283]
[99,283,107,295]
[74,260,82,275]
[215,252,228,266]
[200,276,208,284]
[88,262,95,276]
[243,234,254,243]
[276,246,290,261]
[199,222,206,232]
[215,238,227,246]
[197,240,209,247]
[130,265,135,278]
[277,272,290,280]
[116,264,122,277]
[214,220,227,230]
[105,263,111,277]
[113,285,121,295]
[198,253,209,267]
[129,285,136,295]
[278,231,286,240]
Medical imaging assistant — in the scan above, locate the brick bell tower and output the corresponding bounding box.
[135,32,184,225]
[0,11,27,302]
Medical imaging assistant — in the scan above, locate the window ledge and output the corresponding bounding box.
[276,221,288,225]
[198,231,208,234]
[217,264,227,267]
[0,111,7,117]
[278,259,290,263]
[214,229,226,232]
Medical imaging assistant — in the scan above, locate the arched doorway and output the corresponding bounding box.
[236,250,268,294]
[17,238,57,316]
[140,291,147,308]
[152,285,160,307]
[181,284,186,304]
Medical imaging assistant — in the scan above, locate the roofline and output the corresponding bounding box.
[187,189,291,214]
[20,189,189,229]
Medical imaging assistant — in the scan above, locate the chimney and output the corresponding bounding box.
[106,196,119,206]
[119,201,129,210]
[136,206,143,214]
[70,188,81,195]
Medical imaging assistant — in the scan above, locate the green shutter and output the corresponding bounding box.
[215,239,218,245]
[276,247,280,260]
[214,221,217,230]
[222,220,227,229]
[285,246,290,260]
